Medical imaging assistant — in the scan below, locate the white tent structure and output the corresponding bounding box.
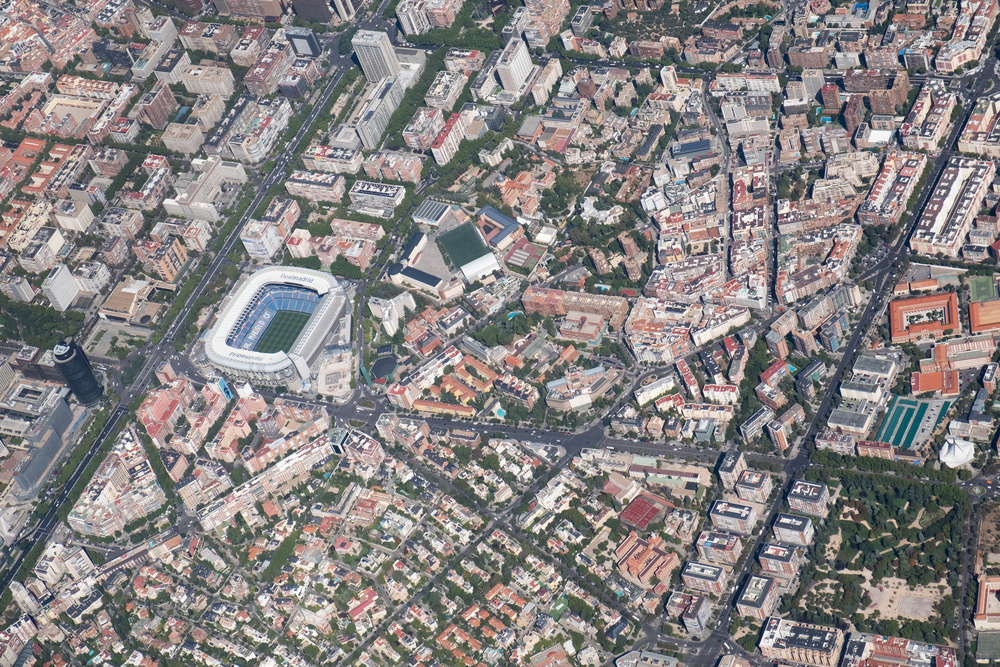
[939,436,975,468]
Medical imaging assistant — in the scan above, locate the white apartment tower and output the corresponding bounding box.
[352,30,401,82]
[397,0,430,35]
[496,39,533,92]
[42,265,81,312]
[9,582,41,615]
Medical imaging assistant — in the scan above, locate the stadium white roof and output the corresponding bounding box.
[204,266,347,383]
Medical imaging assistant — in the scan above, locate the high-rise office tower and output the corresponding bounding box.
[352,30,401,82]
[496,38,533,92]
[290,0,332,21]
[332,0,357,19]
[54,339,103,406]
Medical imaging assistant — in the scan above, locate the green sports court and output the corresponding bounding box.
[438,222,490,267]
[971,276,996,303]
[875,396,930,450]
[253,310,311,354]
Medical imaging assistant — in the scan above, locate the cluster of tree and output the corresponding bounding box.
[0,296,84,348]
[808,450,958,484]
[407,2,502,50]
[262,530,302,581]
[473,311,540,347]
[339,25,360,55]
[541,170,585,216]
[595,340,633,369]
[726,339,770,440]
[594,0,703,43]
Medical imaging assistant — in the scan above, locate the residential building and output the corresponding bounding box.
[161,123,205,154]
[758,618,845,667]
[718,451,746,490]
[181,65,236,96]
[735,470,772,504]
[695,531,743,564]
[302,145,363,173]
[430,112,467,165]
[424,70,468,110]
[133,236,189,283]
[855,439,893,459]
[349,181,406,211]
[72,261,111,294]
[496,39,533,92]
[681,562,728,595]
[772,514,814,546]
[709,501,757,534]
[133,81,178,130]
[243,46,293,96]
[910,157,995,258]
[787,481,830,517]
[362,151,424,183]
[403,107,446,150]
[736,575,779,621]
[42,265,80,312]
[758,542,805,577]
[285,171,347,203]
[354,76,405,149]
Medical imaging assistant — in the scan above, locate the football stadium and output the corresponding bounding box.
[203,266,348,388]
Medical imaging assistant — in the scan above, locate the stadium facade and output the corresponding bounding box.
[203,266,348,389]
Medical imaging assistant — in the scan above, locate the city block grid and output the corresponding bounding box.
[9,0,1000,665]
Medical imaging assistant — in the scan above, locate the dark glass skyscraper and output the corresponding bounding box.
[53,339,103,406]
[289,0,332,22]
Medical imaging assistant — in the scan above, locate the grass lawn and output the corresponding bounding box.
[253,310,311,353]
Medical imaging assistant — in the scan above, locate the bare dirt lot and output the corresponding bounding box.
[866,576,947,621]
[979,503,1000,556]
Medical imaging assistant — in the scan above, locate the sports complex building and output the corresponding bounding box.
[204,266,348,389]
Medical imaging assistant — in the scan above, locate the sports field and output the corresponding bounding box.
[971,276,996,303]
[439,222,489,267]
[253,310,310,354]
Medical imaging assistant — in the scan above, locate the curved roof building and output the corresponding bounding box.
[939,436,974,468]
[203,266,348,389]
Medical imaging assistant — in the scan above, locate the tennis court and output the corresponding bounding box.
[971,276,996,303]
[438,222,490,268]
[253,310,310,354]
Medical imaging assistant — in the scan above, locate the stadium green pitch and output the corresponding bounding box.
[253,311,311,354]
[438,222,489,267]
